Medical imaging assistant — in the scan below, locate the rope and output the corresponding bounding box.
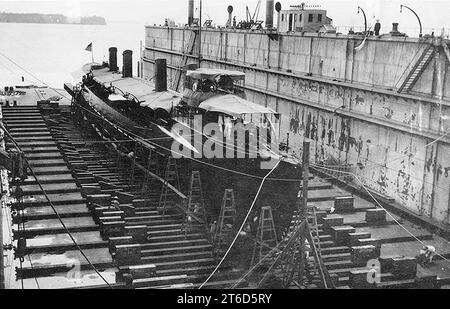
[0,51,46,87]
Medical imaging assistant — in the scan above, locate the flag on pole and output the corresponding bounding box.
[85,42,94,63]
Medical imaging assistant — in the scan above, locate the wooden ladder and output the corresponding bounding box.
[159,157,181,212]
[398,45,436,93]
[251,206,278,267]
[184,171,207,235]
[141,151,160,193]
[213,189,237,254]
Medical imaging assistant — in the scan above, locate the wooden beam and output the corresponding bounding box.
[298,141,310,285]
[442,42,450,64]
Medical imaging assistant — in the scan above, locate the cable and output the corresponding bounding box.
[198,159,281,289]
[426,131,450,147]
[0,51,46,87]
[288,137,450,192]
[1,124,114,288]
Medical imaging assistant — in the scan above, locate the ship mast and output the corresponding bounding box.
[198,0,202,67]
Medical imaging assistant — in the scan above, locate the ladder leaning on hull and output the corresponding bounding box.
[213,189,237,255]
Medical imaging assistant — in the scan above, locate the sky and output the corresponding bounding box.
[0,0,449,34]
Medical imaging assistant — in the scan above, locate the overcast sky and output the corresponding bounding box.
[0,0,448,33]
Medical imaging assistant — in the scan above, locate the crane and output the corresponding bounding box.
[246,0,262,23]
[239,0,263,30]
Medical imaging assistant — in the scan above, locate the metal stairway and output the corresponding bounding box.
[398,45,436,94]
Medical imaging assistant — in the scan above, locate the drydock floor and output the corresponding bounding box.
[1,100,450,289]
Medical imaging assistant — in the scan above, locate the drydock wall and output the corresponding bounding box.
[142,26,450,226]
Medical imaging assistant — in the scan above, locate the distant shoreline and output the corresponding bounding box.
[0,21,107,26]
[0,12,107,25]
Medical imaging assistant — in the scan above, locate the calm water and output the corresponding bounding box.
[0,21,145,88]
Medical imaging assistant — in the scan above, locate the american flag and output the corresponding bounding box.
[85,42,93,52]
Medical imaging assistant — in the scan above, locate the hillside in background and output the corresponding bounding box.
[0,12,107,25]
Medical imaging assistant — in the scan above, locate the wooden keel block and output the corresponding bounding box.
[102,211,125,219]
[76,177,97,185]
[81,185,101,196]
[109,236,134,253]
[117,264,157,282]
[351,245,379,266]
[415,275,438,289]
[366,209,387,224]
[358,238,382,256]
[87,194,112,208]
[99,181,119,190]
[120,205,136,217]
[330,225,355,246]
[115,244,141,265]
[125,226,148,243]
[323,215,344,230]
[349,269,377,289]
[93,206,116,222]
[117,192,134,204]
[379,256,396,273]
[100,221,125,239]
[349,232,372,246]
[391,257,417,279]
[69,162,88,170]
[334,196,355,213]
[75,172,94,178]
[100,216,123,223]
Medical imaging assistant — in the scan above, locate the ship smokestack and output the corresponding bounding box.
[154,58,167,92]
[266,0,274,29]
[109,47,118,72]
[392,23,399,33]
[188,0,194,26]
[122,50,133,78]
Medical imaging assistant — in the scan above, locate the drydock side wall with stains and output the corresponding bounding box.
[142,26,450,226]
